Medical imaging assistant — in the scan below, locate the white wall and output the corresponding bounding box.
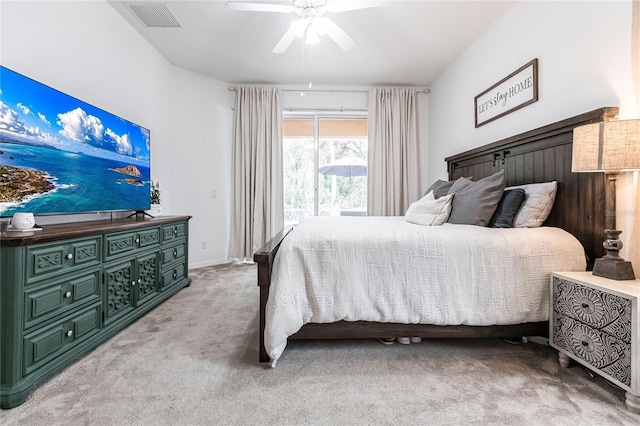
[281,86,368,111]
[427,1,637,263]
[0,1,172,158]
[165,66,234,268]
[0,0,233,268]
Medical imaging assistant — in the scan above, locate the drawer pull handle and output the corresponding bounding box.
[174,229,178,235]
[173,250,178,257]
[64,291,72,298]
[173,271,177,279]
[131,281,136,286]
[66,330,73,337]
[135,238,140,244]
[66,253,73,260]
[138,278,142,284]
[581,303,589,309]
[581,340,589,347]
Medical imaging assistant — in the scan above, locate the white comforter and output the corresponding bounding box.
[265,216,586,364]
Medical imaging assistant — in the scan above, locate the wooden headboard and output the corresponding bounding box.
[445,107,619,269]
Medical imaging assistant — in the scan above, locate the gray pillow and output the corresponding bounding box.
[446,170,506,226]
[488,188,526,228]
[424,177,471,199]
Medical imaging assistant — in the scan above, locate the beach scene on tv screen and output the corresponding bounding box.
[0,67,151,217]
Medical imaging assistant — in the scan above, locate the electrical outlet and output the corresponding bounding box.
[200,241,207,249]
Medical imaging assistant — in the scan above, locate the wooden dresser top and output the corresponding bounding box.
[0,215,191,247]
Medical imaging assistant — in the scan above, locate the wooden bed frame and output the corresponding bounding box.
[254,107,618,363]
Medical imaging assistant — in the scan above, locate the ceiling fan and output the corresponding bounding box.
[226,0,383,53]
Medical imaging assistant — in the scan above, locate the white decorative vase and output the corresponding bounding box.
[148,204,162,216]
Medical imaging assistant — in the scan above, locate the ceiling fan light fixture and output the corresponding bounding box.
[227,0,371,53]
[294,0,328,17]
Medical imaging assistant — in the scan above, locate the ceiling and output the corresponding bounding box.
[108,0,513,87]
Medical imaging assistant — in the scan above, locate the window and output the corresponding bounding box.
[283,115,368,226]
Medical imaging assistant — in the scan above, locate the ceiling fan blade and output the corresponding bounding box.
[326,0,386,13]
[322,18,357,52]
[226,1,294,13]
[272,27,298,53]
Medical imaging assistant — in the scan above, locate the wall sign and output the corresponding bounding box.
[474,59,538,128]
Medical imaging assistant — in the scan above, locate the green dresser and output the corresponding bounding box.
[0,215,191,409]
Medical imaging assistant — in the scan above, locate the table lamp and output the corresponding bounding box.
[572,119,640,280]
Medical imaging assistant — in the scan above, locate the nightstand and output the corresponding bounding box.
[550,271,640,413]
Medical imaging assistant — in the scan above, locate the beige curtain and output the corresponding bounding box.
[621,0,640,268]
[367,88,420,216]
[633,0,640,107]
[228,86,284,261]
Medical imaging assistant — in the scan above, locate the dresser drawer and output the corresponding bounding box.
[161,242,186,266]
[553,276,632,343]
[162,222,187,243]
[23,302,101,376]
[104,227,160,261]
[26,237,102,283]
[161,262,187,291]
[553,314,632,386]
[24,268,101,329]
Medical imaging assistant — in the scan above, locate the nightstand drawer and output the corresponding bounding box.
[553,314,631,386]
[550,271,640,413]
[553,276,632,343]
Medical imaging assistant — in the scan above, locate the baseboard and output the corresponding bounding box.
[188,259,232,270]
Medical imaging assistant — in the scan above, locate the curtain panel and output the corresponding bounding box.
[228,86,284,261]
[367,88,420,216]
[620,0,640,268]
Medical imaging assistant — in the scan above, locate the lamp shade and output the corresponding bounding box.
[572,119,640,172]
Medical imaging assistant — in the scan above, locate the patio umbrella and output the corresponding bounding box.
[319,158,367,206]
[318,157,368,177]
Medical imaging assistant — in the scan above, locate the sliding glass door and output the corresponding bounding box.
[283,115,368,226]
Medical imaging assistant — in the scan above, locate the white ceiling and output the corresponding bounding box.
[109,0,513,87]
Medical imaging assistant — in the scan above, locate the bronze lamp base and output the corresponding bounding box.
[592,229,636,281]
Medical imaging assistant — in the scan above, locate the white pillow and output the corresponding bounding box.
[506,181,557,228]
[405,191,454,226]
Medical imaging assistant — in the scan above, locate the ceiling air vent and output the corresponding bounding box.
[126,3,182,28]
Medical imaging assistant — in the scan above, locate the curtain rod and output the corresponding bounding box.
[227,86,429,94]
[283,107,368,112]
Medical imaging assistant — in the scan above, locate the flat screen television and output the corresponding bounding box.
[0,66,151,218]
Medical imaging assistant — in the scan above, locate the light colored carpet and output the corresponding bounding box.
[1,263,638,425]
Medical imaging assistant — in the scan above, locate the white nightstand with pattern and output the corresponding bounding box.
[550,271,640,414]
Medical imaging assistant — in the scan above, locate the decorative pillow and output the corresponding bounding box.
[446,170,506,226]
[506,181,557,228]
[488,188,526,228]
[405,191,454,226]
[424,179,456,199]
[424,177,471,199]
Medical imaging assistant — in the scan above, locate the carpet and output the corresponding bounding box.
[1,263,638,425]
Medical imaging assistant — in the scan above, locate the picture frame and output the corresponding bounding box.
[474,59,538,128]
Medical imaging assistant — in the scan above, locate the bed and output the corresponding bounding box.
[255,107,617,365]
